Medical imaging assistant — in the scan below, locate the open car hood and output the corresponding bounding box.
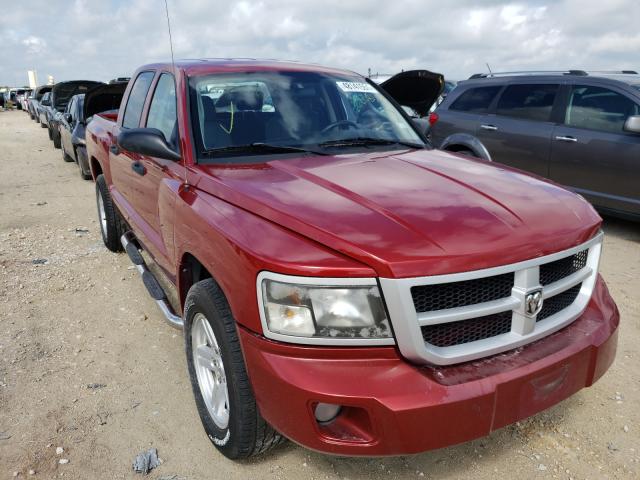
[380,70,444,117]
[52,80,104,110]
[83,82,128,121]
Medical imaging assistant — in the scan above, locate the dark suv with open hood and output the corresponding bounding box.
[45,80,103,148]
[430,70,640,220]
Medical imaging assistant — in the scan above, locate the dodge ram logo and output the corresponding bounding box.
[525,290,544,317]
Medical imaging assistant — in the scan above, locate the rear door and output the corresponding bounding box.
[550,83,640,216]
[135,72,183,269]
[431,85,502,146]
[475,82,560,176]
[110,71,156,223]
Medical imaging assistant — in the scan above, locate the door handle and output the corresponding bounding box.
[480,124,498,131]
[109,144,120,155]
[131,161,146,176]
[555,135,577,143]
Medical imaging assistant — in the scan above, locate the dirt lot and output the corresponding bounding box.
[0,110,638,479]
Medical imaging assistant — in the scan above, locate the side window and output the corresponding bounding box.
[565,85,640,133]
[122,71,155,129]
[449,86,501,113]
[146,73,177,145]
[496,84,558,122]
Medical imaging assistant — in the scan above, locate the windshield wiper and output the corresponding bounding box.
[317,137,424,150]
[202,142,328,157]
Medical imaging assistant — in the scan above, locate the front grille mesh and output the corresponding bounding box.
[540,250,588,286]
[411,273,514,313]
[421,311,512,347]
[411,248,590,349]
[537,283,582,321]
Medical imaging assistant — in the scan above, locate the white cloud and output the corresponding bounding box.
[21,36,47,54]
[0,0,637,85]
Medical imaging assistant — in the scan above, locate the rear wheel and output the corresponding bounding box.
[53,130,61,149]
[450,148,478,158]
[47,126,53,139]
[95,174,126,252]
[185,279,284,459]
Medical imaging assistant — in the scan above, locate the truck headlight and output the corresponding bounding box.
[259,275,393,344]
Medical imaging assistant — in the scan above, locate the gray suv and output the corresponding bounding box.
[430,70,640,220]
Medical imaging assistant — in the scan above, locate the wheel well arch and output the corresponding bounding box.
[440,133,492,161]
[90,156,102,180]
[178,252,213,309]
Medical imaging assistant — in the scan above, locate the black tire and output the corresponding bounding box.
[40,122,47,128]
[184,279,284,459]
[61,143,74,163]
[95,174,126,252]
[452,148,478,158]
[53,130,61,149]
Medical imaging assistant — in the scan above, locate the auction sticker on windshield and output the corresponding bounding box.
[336,81,377,93]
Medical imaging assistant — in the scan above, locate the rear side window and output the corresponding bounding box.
[565,85,640,133]
[146,73,177,145]
[122,71,155,129]
[449,86,501,113]
[496,84,558,122]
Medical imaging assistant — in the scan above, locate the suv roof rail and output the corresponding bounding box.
[588,70,638,75]
[468,70,588,79]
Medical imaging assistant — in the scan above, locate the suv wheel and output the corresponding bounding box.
[185,279,283,459]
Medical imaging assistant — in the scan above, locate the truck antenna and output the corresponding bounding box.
[163,0,188,188]
[486,63,493,74]
[164,0,176,69]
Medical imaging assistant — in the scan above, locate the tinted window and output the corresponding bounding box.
[565,85,640,133]
[146,73,177,144]
[450,86,501,113]
[496,84,558,121]
[122,71,155,129]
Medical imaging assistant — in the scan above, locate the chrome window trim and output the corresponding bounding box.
[255,271,396,346]
[380,232,603,365]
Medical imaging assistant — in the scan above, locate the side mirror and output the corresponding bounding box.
[117,128,181,161]
[623,115,640,134]
[64,113,72,123]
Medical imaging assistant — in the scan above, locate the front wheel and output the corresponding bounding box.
[184,279,283,459]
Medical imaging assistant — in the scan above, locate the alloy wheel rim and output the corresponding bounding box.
[192,313,230,429]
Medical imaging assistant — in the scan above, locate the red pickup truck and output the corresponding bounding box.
[85,59,619,460]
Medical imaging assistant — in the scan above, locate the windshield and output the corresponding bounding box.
[190,70,425,160]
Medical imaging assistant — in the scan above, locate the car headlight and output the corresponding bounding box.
[258,274,393,345]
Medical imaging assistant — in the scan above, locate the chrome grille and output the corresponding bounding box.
[379,233,603,365]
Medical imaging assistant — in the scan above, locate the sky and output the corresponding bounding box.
[1,0,638,86]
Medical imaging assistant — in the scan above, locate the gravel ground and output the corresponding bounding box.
[0,110,638,479]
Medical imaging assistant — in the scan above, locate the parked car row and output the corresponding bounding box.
[429,70,640,220]
[21,79,128,179]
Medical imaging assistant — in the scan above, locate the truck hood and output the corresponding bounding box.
[195,149,601,278]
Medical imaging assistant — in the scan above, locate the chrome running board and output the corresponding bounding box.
[120,231,184,329]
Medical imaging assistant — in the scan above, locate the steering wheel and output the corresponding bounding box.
[321,120,359,134]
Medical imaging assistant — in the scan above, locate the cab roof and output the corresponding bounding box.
[135,58,359,77]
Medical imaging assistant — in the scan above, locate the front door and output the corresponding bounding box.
[476,83,560,177]
[549,84,640,216]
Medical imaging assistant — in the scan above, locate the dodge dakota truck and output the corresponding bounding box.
[85,59,619,460]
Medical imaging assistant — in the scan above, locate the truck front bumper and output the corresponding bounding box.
[239,276,618,456]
